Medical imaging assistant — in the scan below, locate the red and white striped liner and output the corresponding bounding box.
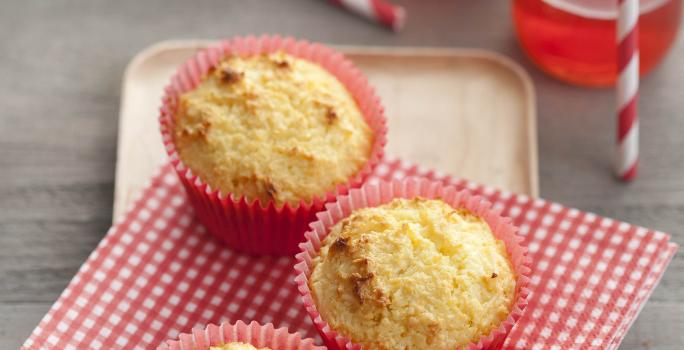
[616,0,640,181]
[295,179,531,350]
[328,0,406,32]
[157,321,325,350]
[22,158,677,349]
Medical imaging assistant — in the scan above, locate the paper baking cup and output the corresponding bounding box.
[159,35,387,256]
[156,320,326,350]
[294,178,531,350]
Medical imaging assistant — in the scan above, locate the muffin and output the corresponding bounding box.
[173,51,374,207]
[160,36,387,255]
[296,179,530,350]
[310,198,515,349]
[210,343,269,350]
[156,321,325,350]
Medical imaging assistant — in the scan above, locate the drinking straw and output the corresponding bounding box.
[616,0,639,180]
[328,0,406,31]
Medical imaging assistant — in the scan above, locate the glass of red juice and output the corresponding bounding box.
[513,0,682,87]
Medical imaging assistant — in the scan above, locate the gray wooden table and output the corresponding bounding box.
[1,1,682,349]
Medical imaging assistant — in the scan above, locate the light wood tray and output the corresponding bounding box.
[114,40,538,218]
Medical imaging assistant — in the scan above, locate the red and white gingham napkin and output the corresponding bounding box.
[22,157,677,350]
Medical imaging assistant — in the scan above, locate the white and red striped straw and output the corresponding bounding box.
[328,0,406,32]
[616,0,640,181]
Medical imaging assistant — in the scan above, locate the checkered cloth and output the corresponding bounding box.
[23,158,677,349]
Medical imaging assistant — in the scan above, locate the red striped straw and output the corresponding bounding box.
[329,0,406,32]
[616,0,639,181]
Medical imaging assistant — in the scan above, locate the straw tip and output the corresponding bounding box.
[391,6,407,32]
[617,162,638,182]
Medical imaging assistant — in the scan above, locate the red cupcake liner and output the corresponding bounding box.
[159,35,388,256]
[156,320,326,350]
[294,178,532,350]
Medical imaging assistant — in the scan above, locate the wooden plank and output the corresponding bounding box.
[619,302,684,349]
[0,220,108,303]
[0,304,52,350]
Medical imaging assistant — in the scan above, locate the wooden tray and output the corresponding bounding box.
[114,40,538,218]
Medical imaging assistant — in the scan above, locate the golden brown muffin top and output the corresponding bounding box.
[309,198,516,350]
[173,52,373,207]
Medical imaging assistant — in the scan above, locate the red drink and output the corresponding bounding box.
[513,0,681,86]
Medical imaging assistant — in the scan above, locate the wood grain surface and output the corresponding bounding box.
[0,1,682,349]
[114,42,538,218]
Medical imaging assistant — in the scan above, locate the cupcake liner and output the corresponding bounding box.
[294,178,531,350]
[156,320,327,350]
[159,35,388,256]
